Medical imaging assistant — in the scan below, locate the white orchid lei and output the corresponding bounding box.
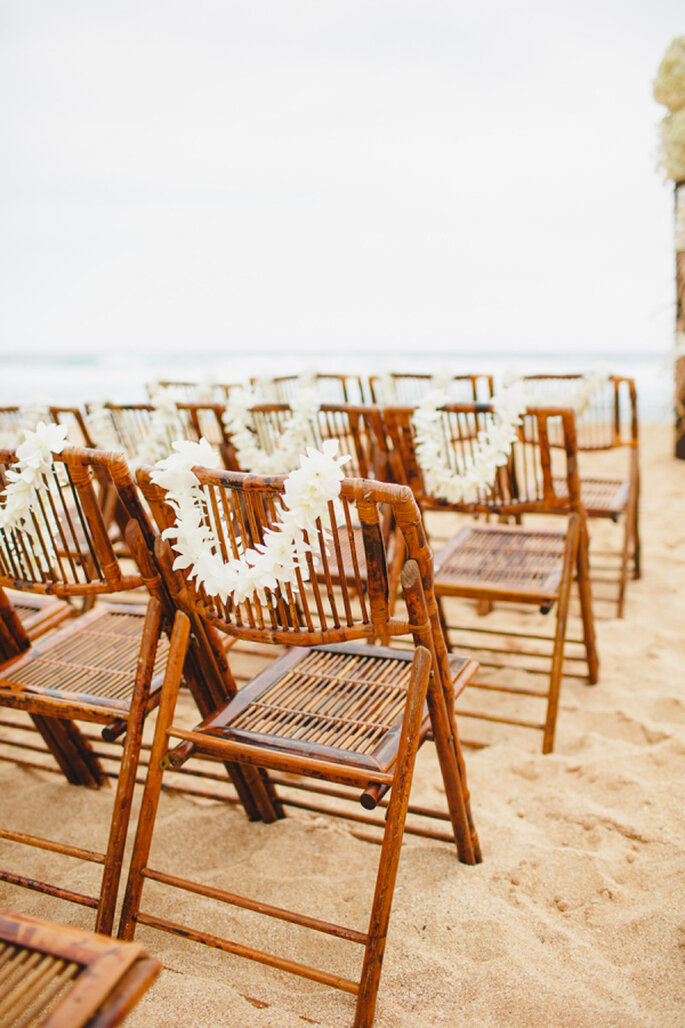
[151,437,350,606]
[0,422,70,572]
[87,388,187,470]
[411,381,527,504]
[222,378,321,474]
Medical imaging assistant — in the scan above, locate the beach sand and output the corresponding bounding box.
[1,423,684,1027]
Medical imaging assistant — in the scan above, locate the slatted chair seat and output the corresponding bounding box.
[1,606,169,714]
[0,910,160,1028]
[189,643,475,771]
[553,475,630,518]
[434,525,567,601]
[6,593,74,641]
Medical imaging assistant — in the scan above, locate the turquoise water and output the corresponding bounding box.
[0,349,674,423]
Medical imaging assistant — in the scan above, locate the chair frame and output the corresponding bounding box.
[119,468,481,1026]
[384,402,599,753]
[522,373,640,616]
[367,372,494,406]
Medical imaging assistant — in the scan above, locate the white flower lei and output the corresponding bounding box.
[222,379,321,474]
[411,382,527,504]
[151,437,350,605]
[87,389,187,470]
[0,422,69,572]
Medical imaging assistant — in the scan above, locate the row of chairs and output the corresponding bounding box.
[0,370,641,619]
[0,377,640,1025]
[0,442,478,1026]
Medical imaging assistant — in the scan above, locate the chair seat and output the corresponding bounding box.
[433,524,567,601]
[0,604,169,716]
[6,591,74,639]
[193,643,476,774]
[554,475,629,517]
[0,910,161,1028]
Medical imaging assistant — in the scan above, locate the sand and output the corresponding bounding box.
[1,423,684,1027]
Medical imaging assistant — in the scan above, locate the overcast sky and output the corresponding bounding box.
[0,0,682,360]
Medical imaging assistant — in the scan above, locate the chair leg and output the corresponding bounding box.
[575,518,599,684]
[542,523,579,755]
[354,648,432,1028]
[118,611,190,940]
[95,598,163,936]
[30,714,105,788]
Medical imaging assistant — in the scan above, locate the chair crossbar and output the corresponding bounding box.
[142,865,369,944]
[134,910,361,995]
[462,681,549,699]
[0,827,106,864]
[166,728,395,788]
[0,870,100,908]
[455,710,545,730]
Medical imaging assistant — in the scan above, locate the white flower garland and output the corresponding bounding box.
[222,379,321,474]
[0,401,52,450]
[0,422,69,573]
[151,437,350,605]
[87,389,187,470]
[412,382,527,504]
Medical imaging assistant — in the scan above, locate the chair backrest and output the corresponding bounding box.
[250,374,367,405]
[0,446,152,598]
[368,373,494,406]
[522,374,638,451]
[138,465,446,651]
[148,380,236,402]
[49,406,96,447]
[233,403,392,479]
[384,403,583,517]
[86,402,197,462]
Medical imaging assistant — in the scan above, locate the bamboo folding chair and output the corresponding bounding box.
[121,468,481,1027]
[523,374,640,616]
[0,910,160,1028]
[0,445,177,935]
[249,373,368,405]
[0,445,277,933]
[367,372,494,406]
[384,404,599,754]
[145,380,237,402]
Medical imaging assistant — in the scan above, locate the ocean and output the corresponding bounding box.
[0,349,675,423]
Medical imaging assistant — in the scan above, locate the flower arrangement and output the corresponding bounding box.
[654,38,685,182]
[151,438,350,606]
[222,378,321,473]
[411,381,527,504]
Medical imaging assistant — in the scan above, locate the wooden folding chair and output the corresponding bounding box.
[367,372,494,406]
[385,403,599,753]
[0,909,160,1028]
[523,374,640,616]
[145,379,237,402]
[0,445,276,934]
[249,372,368,405]
[121,467,481,1027]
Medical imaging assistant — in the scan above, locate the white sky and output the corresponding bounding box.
[0,0,682,360]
